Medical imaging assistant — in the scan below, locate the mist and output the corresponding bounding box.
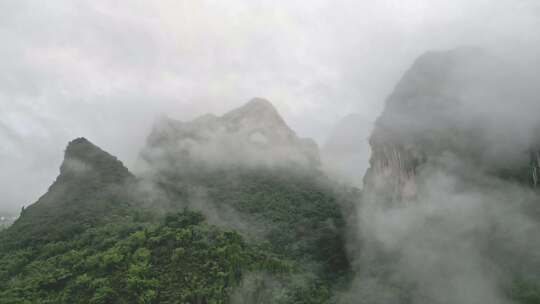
[1,1,540,303]
[343,43,540,303]
[1,0,539,213]
[346,154,540,303]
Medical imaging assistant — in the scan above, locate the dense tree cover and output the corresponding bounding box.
[0,135,355,303]
[150,166,354,281]
[9,136,540,303]
[0,210,330,304]
[510,279,540,304]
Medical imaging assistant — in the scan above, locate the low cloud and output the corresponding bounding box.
[2,0,540,212]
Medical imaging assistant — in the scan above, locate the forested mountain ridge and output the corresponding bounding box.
[135,99,352,280]
[0,100,354,303]
[2,48,540,304]
[0,138,135,250]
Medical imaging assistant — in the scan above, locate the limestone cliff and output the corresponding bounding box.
[364,47,540,203]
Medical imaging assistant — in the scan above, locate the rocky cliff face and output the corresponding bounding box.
[533,151,540,187]
[364,48,540,203]
[140,98,320,175]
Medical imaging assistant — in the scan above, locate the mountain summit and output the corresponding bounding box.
[364,48,493,203]
[141,98,320,173]
[364,47,540,203]
[59,137,133,182]
[3,138,134,247]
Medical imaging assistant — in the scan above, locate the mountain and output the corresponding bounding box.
[0,100,354,303]
[140,97,320,175]
[137,98,352,281]
[355,48,540,304]
[322,113,373,188]
[0,137,292,304]
[364,47,540,203]
[1,137,135,249]
[6,49,538,303]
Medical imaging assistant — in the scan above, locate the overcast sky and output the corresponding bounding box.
[0,0,539,213]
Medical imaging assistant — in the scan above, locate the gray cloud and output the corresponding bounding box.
[1,0,539,212]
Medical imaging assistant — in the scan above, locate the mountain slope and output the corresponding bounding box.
[137,99,351,276]
[0,210,298,304]
[1,138,135,249]
[0,100,355,303]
